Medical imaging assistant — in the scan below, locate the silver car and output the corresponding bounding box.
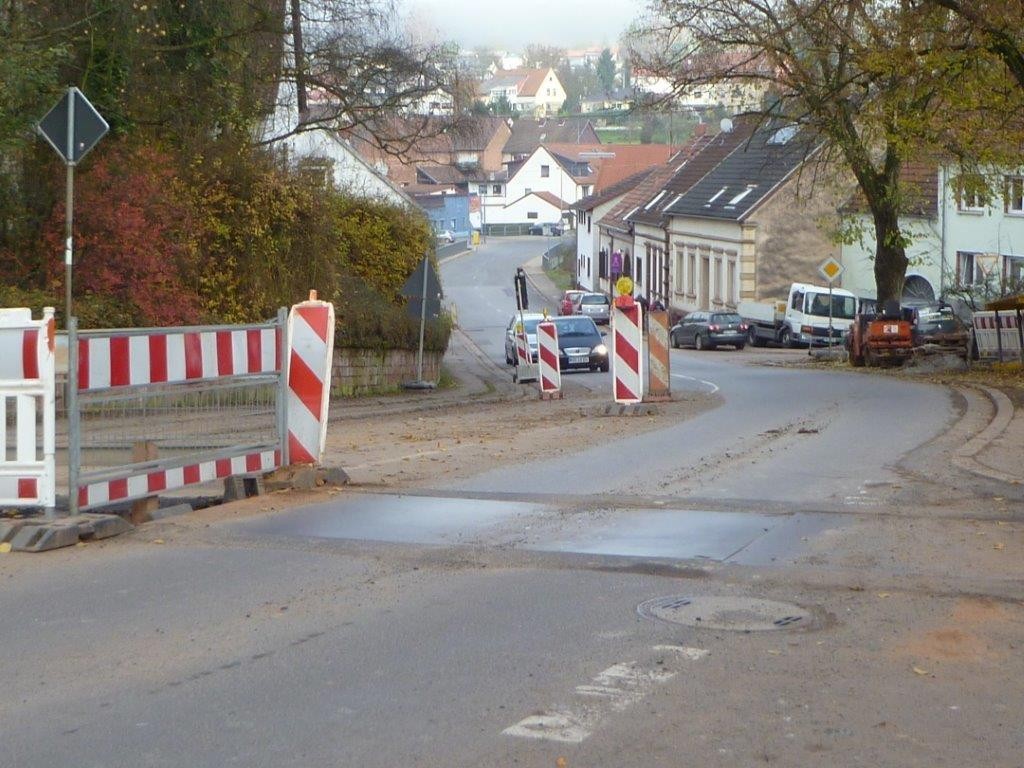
[504,313,545,365]
[577,293,610,324]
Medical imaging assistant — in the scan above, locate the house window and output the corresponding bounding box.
[450,219,456,229]
[958,175,985,212]
[636,257,642,284]
[599,249,608,279]
[687,250,697,297]
[525,188,532,194]
[587,256,591,276]
[587,214,591,233]
[1004,254,1024,284]
[541,165,550,178]
[957,251,981,286]
[675,249,684,293]
[527,211,538,219]
[727,258,737,305]
[492,184,502,194]
[713,256,723,302]
[479,185,487,195]
[1006,176,1024,214]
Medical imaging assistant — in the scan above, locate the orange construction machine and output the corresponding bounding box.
[847,301,915,367]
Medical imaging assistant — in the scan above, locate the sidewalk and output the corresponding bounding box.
[957,385,1023,485]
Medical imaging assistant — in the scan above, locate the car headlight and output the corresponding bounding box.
[593,344,608,356]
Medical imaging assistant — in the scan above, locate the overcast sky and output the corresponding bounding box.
[402,0,645,50]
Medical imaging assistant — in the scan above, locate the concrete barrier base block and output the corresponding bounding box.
[224,475,265,501]
[0,519,28,544]
[598,403,659,417]
[3,513,134,552]
[263,465,350,492]
[11,523,80,552]
[78,514,133,540]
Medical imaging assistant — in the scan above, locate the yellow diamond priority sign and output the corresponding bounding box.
[818,257,844,284]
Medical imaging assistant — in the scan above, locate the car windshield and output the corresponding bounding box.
[711,313,742,324]
[805,293,857,320]
[581,294,608,305]
[522,318,541,334]
[553,319,599,338]
[917,308,960,332]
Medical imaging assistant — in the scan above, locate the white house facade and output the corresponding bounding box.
[840,164,1024,304]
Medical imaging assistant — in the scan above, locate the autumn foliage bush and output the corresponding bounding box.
[2,138,447,352]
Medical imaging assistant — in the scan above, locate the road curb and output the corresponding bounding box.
[952,384,1020,485]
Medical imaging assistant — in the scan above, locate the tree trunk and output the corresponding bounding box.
[872,204,909,309]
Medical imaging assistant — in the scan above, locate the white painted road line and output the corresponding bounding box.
[671,373,720,395]
[503,647,709,743]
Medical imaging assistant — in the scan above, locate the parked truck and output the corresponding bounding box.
[739,282,858,348]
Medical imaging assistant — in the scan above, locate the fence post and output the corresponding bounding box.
[995,310,1004,362]
[276,307,289,467]
[1018,309,1024,365]
[41,307,56,518]
[67,315,80,516]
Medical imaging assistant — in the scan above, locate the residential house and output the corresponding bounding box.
[503,117,600,163]
[481,143,678,231]
[566,47,614,70]
[347,116,511,190]
[839,164,941,303]
[572,168,660,291]
[478,68,567,116]
[413,190,472,240]
[840,163,1024,304]
[660,121,849,315]
[259,79,416,209]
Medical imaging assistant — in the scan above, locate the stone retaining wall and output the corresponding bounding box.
[332,348,442,396]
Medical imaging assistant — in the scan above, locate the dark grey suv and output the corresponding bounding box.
[670,311,748,350]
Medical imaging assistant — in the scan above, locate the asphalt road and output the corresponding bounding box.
[3,237,1018,768]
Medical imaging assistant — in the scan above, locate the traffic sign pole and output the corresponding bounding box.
[65,88,75,328]
[36,86,109,329]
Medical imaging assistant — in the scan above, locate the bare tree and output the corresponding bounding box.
[261,0,468,157]
[629,0,1009,306]
[923,0,1024,89]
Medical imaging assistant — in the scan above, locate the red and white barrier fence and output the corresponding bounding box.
[65,294,336,513]
[513,319,539,383]
[612,303,643,404]
[646,310,671,401]
[0,307,56,512]
[77,327,279,391]
[78,449,280,509]
[972,310,1023,361]
[286,294,335,465]
[536,320,561,397]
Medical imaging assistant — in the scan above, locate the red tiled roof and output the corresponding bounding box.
[518,69,550,97]
[532,191,569,209]
[841,161,939,217]
[545,143,679,192]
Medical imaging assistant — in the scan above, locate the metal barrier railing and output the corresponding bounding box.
[972,309,1024,363]
[67,310,288,513]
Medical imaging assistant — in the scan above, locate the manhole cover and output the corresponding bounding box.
[638,595,812,631]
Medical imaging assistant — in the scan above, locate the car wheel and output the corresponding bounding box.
[780,328,795,348]
[748,326,765,347]
[600,360,609,372]
[735,343,745,351]
[694,333,704,351]
[671,331,681,349]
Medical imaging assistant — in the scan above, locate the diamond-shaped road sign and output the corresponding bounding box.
[818,256,845,284]
[37,87,109,165]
